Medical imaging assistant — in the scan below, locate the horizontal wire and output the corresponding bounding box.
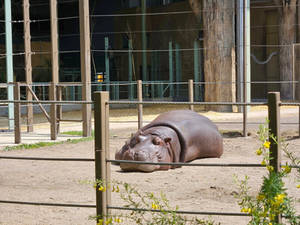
[0,156,94,161]
[0,200,96,208]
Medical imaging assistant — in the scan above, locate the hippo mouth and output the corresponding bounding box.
[119,149,161,172]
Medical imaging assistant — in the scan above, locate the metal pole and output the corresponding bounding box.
[188,79,194,111]
[137,80,143,129]
[243,0,251,137]
[105,37,110,92]
[169,41,174,98]
[194,40,200,102]
[267,92,281,223]
[94,91,110,224]
[23,0,33,132]
[237,0,244,111]
[14,82,21,144]
[175,43,181,97]
[5,0,14,130]
[128,39,134,100]
[79,0,92,137]
[141,0,147,83]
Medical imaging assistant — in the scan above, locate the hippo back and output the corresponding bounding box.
[141,110,222,162]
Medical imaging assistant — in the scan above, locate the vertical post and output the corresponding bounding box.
[175,43,181,97]
[137,80,143,129]
[105,37,110,93]
[268,92,281,172]
[23,0,33,132]
[141,0,147,83]
[14,82,21,144]
[194,40,200,102]
[57,86,62,133]
[237,0,244,111]
[243,0,251,137]
[5,0,14,130]
[292,44,295,100]
[79,0,92,137]
[50,83,57,140]
[128,39,134,100]
[94,91,110,223]
[188,79,194,111]
[299,106,300,137]
[267,92,281,224]
[50,0,59,135]
[169,41,174,98]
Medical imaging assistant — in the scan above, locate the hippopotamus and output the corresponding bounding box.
[115,110,223,172]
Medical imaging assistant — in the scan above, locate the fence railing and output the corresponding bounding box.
[0,91,299,224]
[93,91,298,224]
[1,80,300,144]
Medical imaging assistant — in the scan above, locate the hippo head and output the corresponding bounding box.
[116,131,172,172]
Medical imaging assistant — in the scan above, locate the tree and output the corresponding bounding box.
[273,0,297,100]
[189,0,236,111]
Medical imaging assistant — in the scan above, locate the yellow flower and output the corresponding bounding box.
[297,184,300,188]
[241,207,251,213]
[263,141,271,149]
[282,165,291,174]
[105,218,112,224]
[256,194,265,201]
[98,186,106,192]
[269,223,272,225]
[151,202,160,210]
[261,160,266,166]
[256,148,263,155]
[267,165,274,172]
[114,218,122,223]
[97,219,103,225]
[273,193,286,206]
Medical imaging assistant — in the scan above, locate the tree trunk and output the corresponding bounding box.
[189,0,236,111]
[274,0,296,100]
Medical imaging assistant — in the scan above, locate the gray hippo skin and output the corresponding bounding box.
[115,110,223,172]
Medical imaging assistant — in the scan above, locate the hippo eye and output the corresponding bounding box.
[152,137,161,145]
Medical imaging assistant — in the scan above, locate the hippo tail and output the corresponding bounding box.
[142,122,187,162]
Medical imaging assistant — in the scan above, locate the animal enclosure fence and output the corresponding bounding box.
[2,80,300,145]
[82,91,300,223]
[0,91,300,224]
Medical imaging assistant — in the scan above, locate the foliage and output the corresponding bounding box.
[235,123,300,225]
[93,180,220,225]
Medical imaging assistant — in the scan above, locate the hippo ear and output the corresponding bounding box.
[164,137,171,143]
[138,130,145,136]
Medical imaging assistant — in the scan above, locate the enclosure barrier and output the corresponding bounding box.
[1,80,300,144]
[0,91,299,224]
[94,91,298,224]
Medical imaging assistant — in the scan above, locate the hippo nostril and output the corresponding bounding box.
[134,151,148,161]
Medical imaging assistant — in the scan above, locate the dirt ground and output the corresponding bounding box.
[0,107,300,225]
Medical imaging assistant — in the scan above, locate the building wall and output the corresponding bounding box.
[113,1,200,83]
[251,1,280,100]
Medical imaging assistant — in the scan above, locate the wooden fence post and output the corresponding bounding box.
[267,92,281,223]
[56,86,62,133]
[188,79,194,111]
[137,80,143,129]
[13,82,21,144]
[50,82,57,140]
[94,91,111,224]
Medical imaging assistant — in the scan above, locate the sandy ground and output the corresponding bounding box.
[0,107,300,225]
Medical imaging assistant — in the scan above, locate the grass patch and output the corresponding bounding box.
[62,130,95,136]
[2,136,94,151]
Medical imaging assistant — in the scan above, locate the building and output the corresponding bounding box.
[0,0,298,105]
